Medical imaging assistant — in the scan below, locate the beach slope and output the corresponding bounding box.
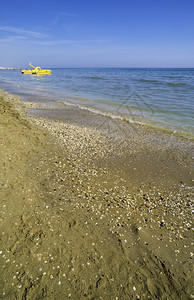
[0,88,193,299]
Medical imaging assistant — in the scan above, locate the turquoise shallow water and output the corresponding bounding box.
[0,68,193,136]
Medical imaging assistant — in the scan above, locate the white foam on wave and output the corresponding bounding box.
[60,99,146,126]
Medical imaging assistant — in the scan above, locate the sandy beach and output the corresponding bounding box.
[0,88,193,299]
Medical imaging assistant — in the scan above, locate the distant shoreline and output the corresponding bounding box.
[0,67,19,70]
[1,66,194,69]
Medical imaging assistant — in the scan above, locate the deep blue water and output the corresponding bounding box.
[0,68,193,136]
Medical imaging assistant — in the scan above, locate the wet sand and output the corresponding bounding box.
[0,88,193,299]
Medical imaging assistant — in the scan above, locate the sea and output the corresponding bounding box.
[0,68,193,137]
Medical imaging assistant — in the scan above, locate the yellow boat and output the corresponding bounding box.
[21,64,51,75]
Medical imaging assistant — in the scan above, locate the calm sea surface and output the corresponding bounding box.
[0,68,193,136]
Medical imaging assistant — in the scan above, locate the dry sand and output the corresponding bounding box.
[0,88,193,299]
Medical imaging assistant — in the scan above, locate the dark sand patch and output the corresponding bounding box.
[0,88,193,299]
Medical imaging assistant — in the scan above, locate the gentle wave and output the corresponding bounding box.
[0,80,12,85]
[57,98,194,139]
[36,89,49,93]
[60,99,146,125]
[137,79,189,88]
[138,79,160,83]
[167,82,187,87]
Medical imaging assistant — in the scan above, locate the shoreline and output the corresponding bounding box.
[1,80,193,140]
[0,88,193,299]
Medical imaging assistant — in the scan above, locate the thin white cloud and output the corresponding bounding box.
[42,38,111,45]
[0,35,27,43]
[0,24,113,50]
[30,38,112,47]
[0,26,49,38]
[39,39,77,46]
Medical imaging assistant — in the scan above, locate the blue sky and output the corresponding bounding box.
[0,0,194,68]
